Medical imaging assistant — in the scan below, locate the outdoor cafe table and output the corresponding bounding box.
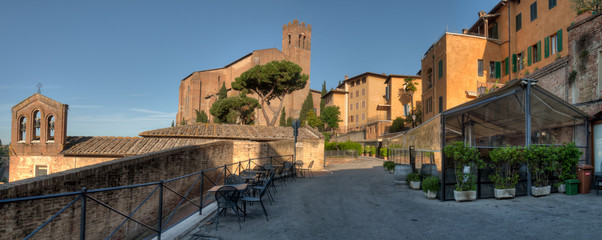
[207,183,248,193]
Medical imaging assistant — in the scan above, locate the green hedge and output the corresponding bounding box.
[324,141,363,155]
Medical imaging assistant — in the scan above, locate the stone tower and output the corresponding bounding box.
[282,20,312,117]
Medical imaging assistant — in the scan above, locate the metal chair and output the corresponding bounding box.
[214,186,242,229]
[225,174,244,184]
[299,160,314,178]
[241,175,271,221]
[295,160,304,177]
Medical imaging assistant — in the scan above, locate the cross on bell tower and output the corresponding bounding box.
[36,82,43,94]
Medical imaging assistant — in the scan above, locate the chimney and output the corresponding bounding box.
[344,75,348,80]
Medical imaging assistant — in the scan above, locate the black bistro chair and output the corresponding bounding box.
[215,186,242,229]
[241,174,271,222]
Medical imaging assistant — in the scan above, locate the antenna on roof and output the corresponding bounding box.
[36,82,43,94]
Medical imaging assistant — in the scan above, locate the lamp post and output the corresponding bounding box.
[412,114,416,128]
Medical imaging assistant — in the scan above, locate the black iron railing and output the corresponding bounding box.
[0,154,293,240]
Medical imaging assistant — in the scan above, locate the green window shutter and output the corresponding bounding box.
[527,47,531,66]
[537,41,542,62]
[544,36,550,58]
[505,57,509,75]
[495,61,501,78]
[512,54,517,72]
[557,29,563,52]
[439,60,443,79]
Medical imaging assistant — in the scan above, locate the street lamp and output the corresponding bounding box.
[412,114,416,128]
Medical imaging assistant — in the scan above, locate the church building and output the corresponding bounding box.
[176,20,320,125]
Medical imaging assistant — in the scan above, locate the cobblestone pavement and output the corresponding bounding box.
[184,158,602,240]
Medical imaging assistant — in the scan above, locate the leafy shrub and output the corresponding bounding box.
[380,147,388,157]
[325,142,338,150]
[443,141,483,191]
[556,142,582,184]
[488,145,524,189]
[525,145,557,187]
[422,176,440,193]
[406,172,421,182]
[369,146,376,155]
[383,161,395,171]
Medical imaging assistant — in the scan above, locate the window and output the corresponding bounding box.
[350,92,353,98]
[362,113,365,121]
[19,116,26,142]
[350,81,354,87]
[350,116,354,122]
[350,104,353,110]
[478,59,484,77]
[426,68,433,89]
[356,115,359,122]
[531,42,541,64]
[35,165,48,177]
[356,90,359,97]
[504,57,509,76]
[356,102,359,109]
[438,96,443,113]
[298,34,301,47]
[47,115,55,141]
[489,61,496,78]
[362,101,365,108]
[549,0,556,9]
[438,60,443,79]
[362,89,365,96]
[356,80,360,85]
[288,34,291,45]
[488,22,498,39]
[426,97,433,113]
[550,34,557,55]
[303,36,306,48]
[515,13,523,32]
[362,78,366,84]
[530,2,537,21]
[518,52,524,70]
[33,110,40,141]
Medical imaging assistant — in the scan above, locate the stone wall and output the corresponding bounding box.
[232,139,324,170]
[567,13,602,116]
[332,130,365,143]
[383,114,443,172]
[0,141,233,239]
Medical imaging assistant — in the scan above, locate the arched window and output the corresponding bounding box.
[47,115,55,141]
[19,116,26,142]
[288,34,291,45]
[33,110,41,141]
[303,36,306,48]
[298,34,302,47]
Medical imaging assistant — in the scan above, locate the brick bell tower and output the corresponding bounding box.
[282,20,312,118]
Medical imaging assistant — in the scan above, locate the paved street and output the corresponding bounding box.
[186,158,602,240]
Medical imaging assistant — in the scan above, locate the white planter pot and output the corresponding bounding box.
[410,181,421,190]
[557,184,566,193]
[531,185,551,197]
[389,169,395,174]
[453,190,477,202]
[494,188,516,199]
[425,190,437,199]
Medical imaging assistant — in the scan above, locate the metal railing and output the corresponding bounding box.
[0,155,293,240]
[477,81,505,96]
[388,147,438,175]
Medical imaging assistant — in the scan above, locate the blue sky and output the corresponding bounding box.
[0,0,499,143]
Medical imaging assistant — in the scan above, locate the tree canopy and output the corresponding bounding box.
[218,82,227,101]
[279,107,286,126]
[306,110,323,129]
[320,81,327,115]
[196,110,209,123]
[389,117,405,133]
[210,90,260,125]
[232,60,308,126]
[321,106,341,130]
[299,91,314,126]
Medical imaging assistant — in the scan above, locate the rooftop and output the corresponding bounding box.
[139,123,322,141]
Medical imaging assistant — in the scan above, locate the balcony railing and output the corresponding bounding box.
[477,81,505,96]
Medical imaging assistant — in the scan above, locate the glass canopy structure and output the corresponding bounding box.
[440,79,589,200]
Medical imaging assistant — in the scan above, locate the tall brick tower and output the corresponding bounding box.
[282,20,312,118]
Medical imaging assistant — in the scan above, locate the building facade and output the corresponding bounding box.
[421,0,577,121]
[177,20,319,126]
[323,73,421,140]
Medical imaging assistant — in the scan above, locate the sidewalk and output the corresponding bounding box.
[184,158,602,240]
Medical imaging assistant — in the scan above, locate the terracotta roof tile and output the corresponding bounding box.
[138,123,322,141]
[63,137,210,156]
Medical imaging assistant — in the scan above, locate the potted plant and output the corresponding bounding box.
[443,141,483,202]
[360,145,365,157]
[488,145,524,199]
[407,172,421,190]
[369,146,376,157]
[555,142,583,193]
[383,160,395,173]
[380,147,388,160]
[422,176,440,199]
[525,145,557,197]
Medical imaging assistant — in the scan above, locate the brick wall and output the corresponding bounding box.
[0,141,233,239]
[232,139,324,170]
